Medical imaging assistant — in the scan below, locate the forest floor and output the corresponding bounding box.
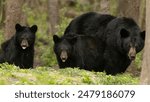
[0,63,139,85]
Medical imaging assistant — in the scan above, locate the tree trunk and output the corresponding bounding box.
[0,0,2,20]
[139,0,146,30]
[92,0,99,11]
[100,0,110,14]
[0,0,5,28]
[118,0,140,24]
[47,0,59,35]
[4,0,24,40]
[140,0,150,84]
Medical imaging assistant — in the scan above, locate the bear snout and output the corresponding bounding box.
[21,39,29,50]
[128,47,136,61]
[60,51,68,62]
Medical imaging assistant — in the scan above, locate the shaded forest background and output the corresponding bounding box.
[0,0,146,76]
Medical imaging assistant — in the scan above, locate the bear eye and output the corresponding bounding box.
[135,43,138,47]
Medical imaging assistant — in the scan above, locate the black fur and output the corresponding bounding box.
[53,34,104,71]
[104,17,145,75]
[0,24,38,68]
[54,12,145,75]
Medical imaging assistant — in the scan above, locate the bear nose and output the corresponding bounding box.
[130,55,136,60]
[62,57,67,61]
[128,47,136,61]
[61,56,67,62]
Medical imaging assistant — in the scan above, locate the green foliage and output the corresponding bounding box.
[56,15,72,36]
[135,52,143,69]
[0,63,139,85]
[40,38,57,67]
[76,0,93,12]
[110,0,118,16]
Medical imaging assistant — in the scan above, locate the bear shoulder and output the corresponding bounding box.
[1,37,15,52]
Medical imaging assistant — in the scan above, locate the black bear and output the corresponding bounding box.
[62,12,115,71]
[103,17,145,75]
[53,34,104,72]
[53,35,76,68]
[62,12,145,75]
[0,24,38,68]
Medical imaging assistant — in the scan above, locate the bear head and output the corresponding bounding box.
[53,35,77,63]
[15,24,38,50]
[120,28,145,61]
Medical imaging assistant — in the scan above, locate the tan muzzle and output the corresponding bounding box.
[60,51,68,62]
[128,47,136,61]
[21,39,29,50]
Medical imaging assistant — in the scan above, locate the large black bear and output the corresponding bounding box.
[62,12,115,71]
[62,12,145,75]
[0,24,38,68]
[53,34,104,72]
[103,17,145,75]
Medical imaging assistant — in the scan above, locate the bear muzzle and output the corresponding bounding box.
[60,51,68,62]
[21,39,29,50]
[128,47,136,61]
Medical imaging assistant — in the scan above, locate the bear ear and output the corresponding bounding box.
[140,31,145,40]
[30,25,38,33]
[120,28,130,38]
[53,35,61,43]
[15,23,23,32]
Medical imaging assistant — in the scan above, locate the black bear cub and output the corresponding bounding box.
[0,24,38,68]
[53,34,104,72]
[53,35,76,68]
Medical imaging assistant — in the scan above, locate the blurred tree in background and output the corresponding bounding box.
[1,0,145,37]
[118,0,140,23]
[47,0,59,35]
[4,0,24,40]
[0,0,5,28]
[140,0,150,84]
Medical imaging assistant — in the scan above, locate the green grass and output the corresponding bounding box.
[0,63,139,85]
